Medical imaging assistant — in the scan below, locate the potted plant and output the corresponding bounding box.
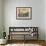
[3,32,6,39]
[0,26,7,44]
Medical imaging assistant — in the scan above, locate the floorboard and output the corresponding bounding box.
[0,40,46,46]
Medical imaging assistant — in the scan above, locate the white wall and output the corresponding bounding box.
[3,0,45,40]
[45,0,46,40]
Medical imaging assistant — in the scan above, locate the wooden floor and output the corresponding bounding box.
[0,40,46,46]
[9,40,46,46]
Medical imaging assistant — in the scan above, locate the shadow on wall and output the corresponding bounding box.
[0,30,3,39]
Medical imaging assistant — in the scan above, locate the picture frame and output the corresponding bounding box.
[16,7,32,20]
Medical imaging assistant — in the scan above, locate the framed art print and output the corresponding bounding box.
[16,7,32,20]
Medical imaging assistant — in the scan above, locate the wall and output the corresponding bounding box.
[45,0,46,40]
[0,0,3,38]
[3,0,45,40]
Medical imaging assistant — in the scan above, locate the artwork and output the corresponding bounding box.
[16,7,32,20]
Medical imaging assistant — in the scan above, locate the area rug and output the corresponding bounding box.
[6,44,42,46]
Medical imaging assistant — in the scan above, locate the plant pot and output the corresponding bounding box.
[0,39,7,44]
